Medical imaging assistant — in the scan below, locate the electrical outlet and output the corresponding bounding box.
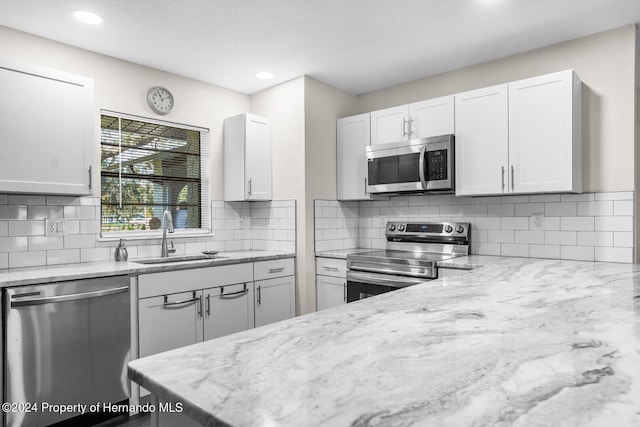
[45,218,66,236]
[531,214,543,230]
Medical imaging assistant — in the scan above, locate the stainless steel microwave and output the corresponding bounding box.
[366,134,454,194]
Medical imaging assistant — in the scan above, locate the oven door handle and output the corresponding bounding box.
[347,271,427,288]
[418,144,427,190]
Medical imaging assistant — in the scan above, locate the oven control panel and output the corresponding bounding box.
[385,221,470,243]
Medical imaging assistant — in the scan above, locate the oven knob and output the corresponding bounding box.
[456,225,465,233]
[398,225,405,232]
[445,225,453,233]
[388,224,396,231]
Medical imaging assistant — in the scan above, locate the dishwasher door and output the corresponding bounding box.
[4,276,130,427]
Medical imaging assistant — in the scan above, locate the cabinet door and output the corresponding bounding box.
[337,114,370,200]
[203,283,254,341]
[316,275,346,311]
[245,114,272,200]
[255,276,295,328]
[454,84,509,196]
[0,59,93,195]
[138,291,203,358]
[370,105,409,145]
[508,70,581,194]
[409,96,455,139]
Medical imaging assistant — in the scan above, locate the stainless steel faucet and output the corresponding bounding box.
[161,210,176,257]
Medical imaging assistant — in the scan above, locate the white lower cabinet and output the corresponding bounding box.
[203,283,254,341]
[254,259,296,327]
[138,291,202,358]
[316,257,347,311]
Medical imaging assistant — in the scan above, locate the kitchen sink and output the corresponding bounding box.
[135,254,226,264]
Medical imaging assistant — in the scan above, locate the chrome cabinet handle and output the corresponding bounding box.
[88,165,92,190]
[257,285,262,306]
[206,294,211,316]
[220,284,248,299]
[163,291,198,307]
[511,165,515,191]
[269,267,285,273]
[248,178,253,196]
[343,281,346,302]
[408,118,414,136]
[364,177,368,195]
[402,118,407,137]
[11,285,128,308]
[501,166,505,190]
[323,266,339,271]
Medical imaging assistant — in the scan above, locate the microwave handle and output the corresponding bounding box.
[418,145,427,190]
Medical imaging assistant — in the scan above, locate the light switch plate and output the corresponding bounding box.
[45,218,66,236]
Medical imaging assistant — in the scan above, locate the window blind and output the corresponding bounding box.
[100,111,210,235]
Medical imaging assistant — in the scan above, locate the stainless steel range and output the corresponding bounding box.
[346,221,470,302]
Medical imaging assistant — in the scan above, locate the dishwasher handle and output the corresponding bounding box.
[10,285,129,308]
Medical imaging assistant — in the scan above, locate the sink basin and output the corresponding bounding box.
[135,254,226,264]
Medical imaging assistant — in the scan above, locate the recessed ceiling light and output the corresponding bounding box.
[255,71,274,80]
[71,10,104,25]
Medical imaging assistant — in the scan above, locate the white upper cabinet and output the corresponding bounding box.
[370,105,408,145]
[0,59,94,195]
[224,113,272,201]
[455,70,582,196]
[370,96,454,145]
[337,113,370,200]
[508,70,582,194]
[454,84,509,196]
[409,96,455,139]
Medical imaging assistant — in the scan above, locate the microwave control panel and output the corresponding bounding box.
[426,149,448,180]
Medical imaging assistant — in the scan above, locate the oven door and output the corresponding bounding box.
[346,270,428,303]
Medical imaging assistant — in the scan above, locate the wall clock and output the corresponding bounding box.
[147,86,174,115]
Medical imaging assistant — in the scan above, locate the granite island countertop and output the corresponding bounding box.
[0,250,295,288]
[128,256,640,426]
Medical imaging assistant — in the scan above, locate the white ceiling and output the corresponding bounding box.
[1,0,639,95]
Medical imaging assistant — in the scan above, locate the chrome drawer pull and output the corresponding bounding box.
[163,291,199,307]
[220,284,248,298]
[323,266,339,271]
[269,267,285,273]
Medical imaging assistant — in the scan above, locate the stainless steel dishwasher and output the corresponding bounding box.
[4,275,130,427]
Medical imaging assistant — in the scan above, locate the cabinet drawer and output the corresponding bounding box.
[315,257,347,278]
[254,258,295,281]
[138,263,253,299]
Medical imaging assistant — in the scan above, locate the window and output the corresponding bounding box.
[100,112,210,236]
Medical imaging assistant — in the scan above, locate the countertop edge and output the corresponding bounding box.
[0,251,296,288]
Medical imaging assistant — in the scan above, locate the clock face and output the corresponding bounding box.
[147,86,174,115]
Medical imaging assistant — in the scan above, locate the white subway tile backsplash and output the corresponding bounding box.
[80,247,111,263]
[577,232,613,247]
[529,194,561,203]
[28,236,63,251]
[28,205,64,220]
[501,244,529,257]
[545,231,576,246]
[595,247,633,263]
[595,192,633,201]
[561,246,594,261]
[9,220,45,236]
[47,249,81,265]
[515,231,545,244]
[613,232,633,248]
[501,195,529,204]
[561,193,594,202]
[487,230,515,244]
[545,202,576,217]
[0,253,7,269]
[501,217,529,230]
[10,251,46,268]
[560,217,594,231]
[577,201,613,216]
[0,205,27,220]
[488,204,515,217]
[0,236,28,252]
[529,244,560,259]
[594,216,633,232]
[9,195,46,205]
[613,200,634,216]
[0,221,7,237]
[472,242,501,256]
[514,203,545,217]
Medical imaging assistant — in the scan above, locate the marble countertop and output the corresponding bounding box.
[129,256,640,426]
[315,248,374,259]
[0,250,295,288]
